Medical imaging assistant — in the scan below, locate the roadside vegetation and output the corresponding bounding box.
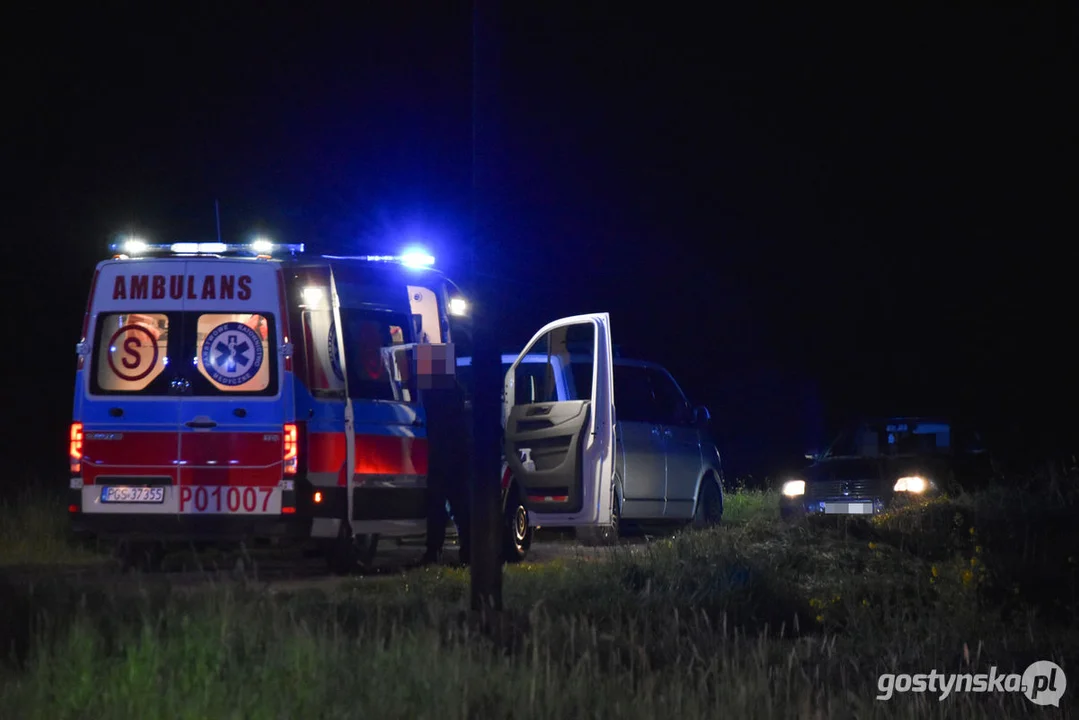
[1,478,1077,718]
[0,487,106,568]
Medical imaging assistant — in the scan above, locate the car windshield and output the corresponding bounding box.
[822,420,952,459]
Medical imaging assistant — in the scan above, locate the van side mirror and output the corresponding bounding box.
[694,405,711,426]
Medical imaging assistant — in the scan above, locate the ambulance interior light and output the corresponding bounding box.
[301,286,325,308]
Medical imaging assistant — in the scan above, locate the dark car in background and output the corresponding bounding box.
[780,417,994,520]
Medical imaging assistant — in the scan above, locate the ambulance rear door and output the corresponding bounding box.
[176,259,290,519]
[331,263,429,537]
[79,259,185,516]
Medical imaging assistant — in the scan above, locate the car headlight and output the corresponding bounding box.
[894,476,927,493]
[782,479,806,497]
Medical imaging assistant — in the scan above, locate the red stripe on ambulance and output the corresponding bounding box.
[81,432,179,484]
[179,432,283,487]
[308,432,429,485]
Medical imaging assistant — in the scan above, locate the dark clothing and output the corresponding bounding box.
[423,381,473,561]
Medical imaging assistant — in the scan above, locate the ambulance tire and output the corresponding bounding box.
[326,524,380,575]
[117,541,166,573]
[502,486,533,563]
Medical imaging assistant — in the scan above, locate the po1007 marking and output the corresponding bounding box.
[178,486,273,513]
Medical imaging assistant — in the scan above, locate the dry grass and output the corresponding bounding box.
[1,481,1077,717]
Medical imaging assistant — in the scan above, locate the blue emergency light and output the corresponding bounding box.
[322,249,437,268]
[399,248,436,268]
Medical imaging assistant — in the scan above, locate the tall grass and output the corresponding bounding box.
[722,485,777,524]
[0,487,105,568]
[2,484,1077,717]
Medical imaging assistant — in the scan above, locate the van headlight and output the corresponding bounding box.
[894,476,927,493]
[782,479,806,497]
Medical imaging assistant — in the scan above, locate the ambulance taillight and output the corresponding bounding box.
[283,423,298,476]
[69,422,83,475]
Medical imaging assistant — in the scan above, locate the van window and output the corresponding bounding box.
[90,311,278,397]
[514,361,556,405]
[648,368,694,426]
[301,308,347,396]
[194,313,274,393]
[612,365,658,424]
[512,323,595,406]
[339,308,411,401]
[93,313,170,393]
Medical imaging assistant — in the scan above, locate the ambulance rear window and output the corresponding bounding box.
[193,313,275,393]
[89,311,278,397]
[92,313,171,393]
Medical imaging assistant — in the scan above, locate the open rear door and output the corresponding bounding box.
[327,269,357,537]
[502,313,614,527]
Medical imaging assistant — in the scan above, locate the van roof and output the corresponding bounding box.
[457,352,668,374]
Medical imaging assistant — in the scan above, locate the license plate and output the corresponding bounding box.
[178,486,281,514]
[100,486,165,504]
[824,502,874,514]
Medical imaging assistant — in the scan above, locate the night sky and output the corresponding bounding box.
[7,3,1073,485]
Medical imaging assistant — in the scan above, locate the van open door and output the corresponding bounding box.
[502,313,615,528]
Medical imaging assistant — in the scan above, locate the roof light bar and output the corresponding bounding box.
[400,250,435,268]
[320,253,437,268]
[171,242,228,254]
[107,240,305,257]
[251,238,274,254]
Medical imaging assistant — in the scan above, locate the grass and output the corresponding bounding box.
[0,487,106,568]
[1,481,1078,718]
[722,483,778,524]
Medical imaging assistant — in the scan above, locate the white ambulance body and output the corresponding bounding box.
[68,240,471,570]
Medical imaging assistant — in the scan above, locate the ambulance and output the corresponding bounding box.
[68,238,475,571]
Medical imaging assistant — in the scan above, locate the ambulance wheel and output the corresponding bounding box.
[117,541,166,573]
[327,524,380,575]
[503,491,533,563]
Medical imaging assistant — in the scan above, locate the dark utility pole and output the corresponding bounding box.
[468,0,504,613]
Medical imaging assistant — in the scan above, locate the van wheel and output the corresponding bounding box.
[503,491,533,563]
[693,476,723,529]
[118,541,166,573]
[327,524,379,575]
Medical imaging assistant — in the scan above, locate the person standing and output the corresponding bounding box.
[420,367,473,565]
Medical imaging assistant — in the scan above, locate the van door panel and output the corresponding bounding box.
[177,261,286,515]
[80,410,180,486]
[648,368,702,519]
[610,363,666,519]
[292,263,431,536]
[617,423,666,518]
[80,260,186,515]
[503,313,615,528]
